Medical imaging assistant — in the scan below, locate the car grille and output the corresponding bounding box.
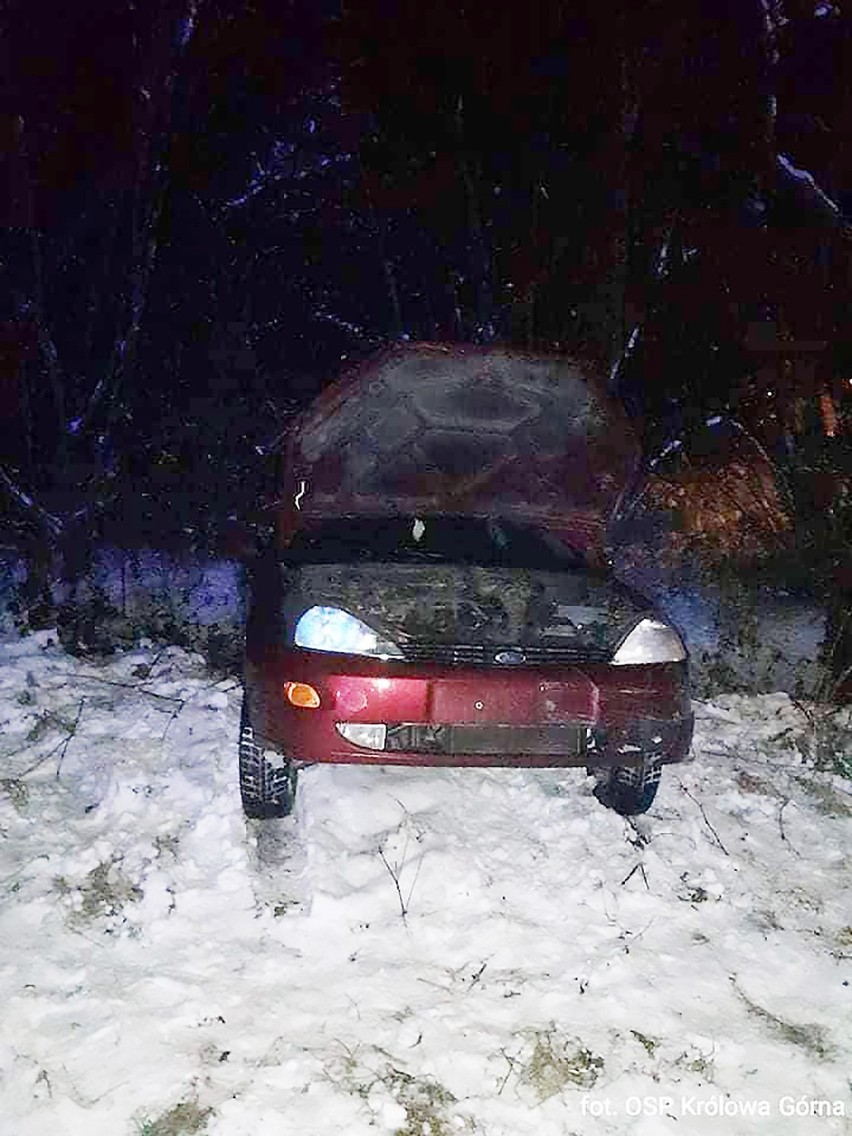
[384,722,594,756]
[399,641,611,667]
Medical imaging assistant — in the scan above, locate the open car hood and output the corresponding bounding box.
[278,344,641,558]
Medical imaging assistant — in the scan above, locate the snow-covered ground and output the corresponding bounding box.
[1,632,850,1136]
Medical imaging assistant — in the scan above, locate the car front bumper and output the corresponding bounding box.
[245,646,694,769]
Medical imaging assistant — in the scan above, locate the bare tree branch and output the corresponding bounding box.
[0,465,62,538]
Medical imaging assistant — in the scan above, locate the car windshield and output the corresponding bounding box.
[284,516,585,570]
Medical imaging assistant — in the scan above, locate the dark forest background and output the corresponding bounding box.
[1,1,851,678]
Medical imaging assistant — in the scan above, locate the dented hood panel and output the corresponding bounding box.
[284,562,648,656]
[279,344,641,557]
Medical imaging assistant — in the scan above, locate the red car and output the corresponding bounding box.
[240,344,693,818]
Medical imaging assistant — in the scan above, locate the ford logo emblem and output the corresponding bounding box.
[494,649,526,665]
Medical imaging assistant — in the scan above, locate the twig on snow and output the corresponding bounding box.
[620,862,649,889]
[469,960,487,989]
[777,798,800,856]
[53,671,185,704]
[55,698,85,779]
[159,700,186,743]
[378,846,410,923]
[19,704,84,779]
[626,817,650,848]
[497,1049,518,1096]
[378,809,425,922]
[19,738,68,778]
[681,785,729,856]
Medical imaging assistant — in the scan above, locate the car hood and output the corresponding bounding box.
[283,562,649,660]
[278,343,641,559]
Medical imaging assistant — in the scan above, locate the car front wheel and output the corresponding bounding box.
[238,699,298,819]
[592,758,663,816]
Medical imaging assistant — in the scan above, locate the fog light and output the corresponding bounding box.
[336,722,387,750]
[284,681,321,709]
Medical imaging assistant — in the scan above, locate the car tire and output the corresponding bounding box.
[592,758,663,816]
[238,699,298,819]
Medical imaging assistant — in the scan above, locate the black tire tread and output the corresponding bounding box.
[238,702,297,819]
[593,759,663,816]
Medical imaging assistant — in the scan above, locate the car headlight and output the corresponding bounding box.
[611,618,687,665]
[294,605,404,659]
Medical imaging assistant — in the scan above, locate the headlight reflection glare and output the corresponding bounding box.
[294,606,403,659]
[612,618,686,665]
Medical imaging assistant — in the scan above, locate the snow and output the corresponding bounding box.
[1,632,850,1135]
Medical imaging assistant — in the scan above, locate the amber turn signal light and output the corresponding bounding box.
[284,681,321,709]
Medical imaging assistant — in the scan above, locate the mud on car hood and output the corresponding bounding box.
[278,344,641,559]
[282,561,649,663]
